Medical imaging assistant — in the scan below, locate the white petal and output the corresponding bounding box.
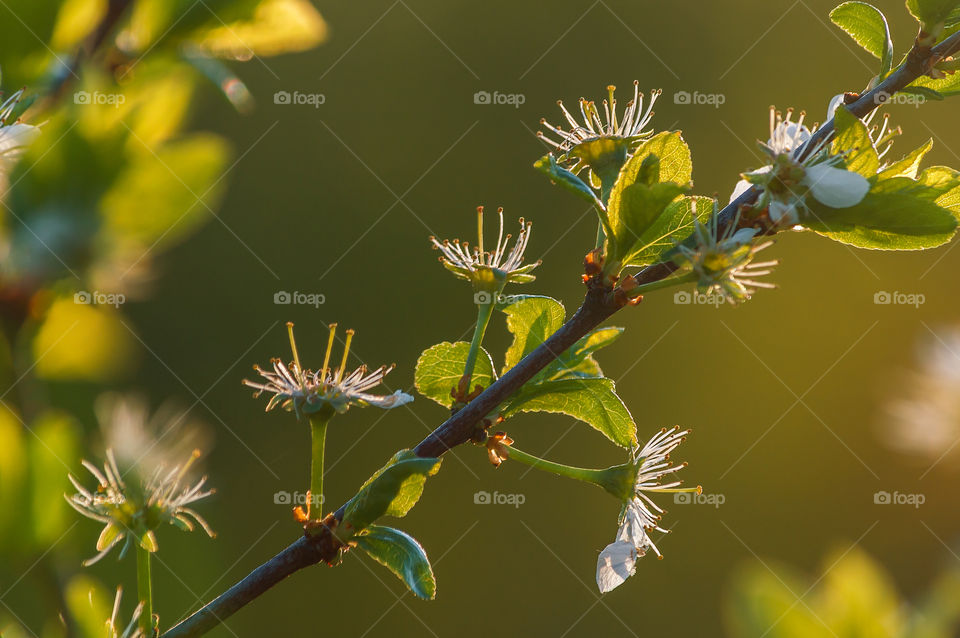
[768,200,799,225]
[0,123,40,167]
[805,164,870,208]
[352,390,414,409]
[826,93,845,121]
[729,179,753,203]
[596,540,639,593]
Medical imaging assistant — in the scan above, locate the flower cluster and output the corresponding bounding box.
[244,322,413,417]
[429,206,539,296]
[730,106,870,226]
[66,449,214,565]
[672,200,777,304]
[596,426,699,593]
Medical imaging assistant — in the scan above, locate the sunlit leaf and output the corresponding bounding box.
[355,525,436,600]
[502,377,637,448]
[415,341,496,408]
[342,451,441,535]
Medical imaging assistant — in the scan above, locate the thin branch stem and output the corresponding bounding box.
[161,29,960,638]
[308,415,329,520]
[136,545,154,636]
[462,299,495,387]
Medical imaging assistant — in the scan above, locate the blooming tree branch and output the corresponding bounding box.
[159,20,960,637]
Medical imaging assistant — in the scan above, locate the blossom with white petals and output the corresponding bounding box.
[672,200,777,305]
[730,107,870,226]
[0,89,40,176]
[429,206,539,292]
[66,449,214,565]
[596,426,699,593]
[244,322,413,416]
[539,82,659,187]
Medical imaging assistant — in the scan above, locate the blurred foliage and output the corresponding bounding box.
[0,0,325,633]
[726,547,960,638]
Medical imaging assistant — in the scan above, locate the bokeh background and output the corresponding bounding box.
[3,0,960,636]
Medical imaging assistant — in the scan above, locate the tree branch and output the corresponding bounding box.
[162,28,960,638]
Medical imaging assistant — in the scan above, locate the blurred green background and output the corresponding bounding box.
[3,0,960,636]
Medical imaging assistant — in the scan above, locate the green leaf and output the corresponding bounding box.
[623,195,713,267]
[342,451,442,534]
[355,525,436,600]
[503,378,637,448]
[415,342,496,408]
[606,132,692,253]
[500,296,566,373]
[907,0,960,27]
[542,326,624,381]
[533,153,601,206]
[878,139,933,179]
[612,182,689,265]
[830,2,894,76]
[29,411,79,546]
[831,106,880,177]
[101,134,231,246]
[806,182,958,249]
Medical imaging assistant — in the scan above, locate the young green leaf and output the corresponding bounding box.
[829,2,894,76]
[906,0,960,28]
[502,378,637,448]
[500,295,566,373]
[607,131,692,240]
[878,139,934,179]
[415,341,496,408]
[342,450,442,534]
[623,195,713,267]
[805,183,958,249]
[541,326,624,381]
[533,153,602,206]
[831,106,880,177]
[354,525,436,600]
